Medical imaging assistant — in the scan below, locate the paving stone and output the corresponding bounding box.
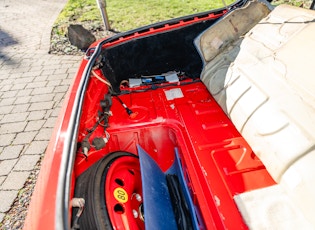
[34,128,53,141]
[0,159,18,176]
[14,96,32,105]
[30,93,54,103]
[14,76,34,85]
[54,85,69,93]
[29,59,45,67]
[21,70,43,78]
[29,65,44,73]
[27,110,46,121]
[42,64,64,71]
[0,59,13,68]
[0,112,29,124]
[30,86,54,95]
[11,104,30,113]
[0,105,13,115]
[43,117,57,128]
[62,63,79,71]
[13,155,41,171]
[0,97,15,106]
[53,92,66,102]
[0,176,5,186]
[0,0,81,223]
[0,79,14,87]
[25,120,45,131]
[0,134,15,147]
[28,101,54,111]
[12,131,37,145]
[1,171,30,190]
[61,78,73,86]
[23,141,48,155]
[17,60,31,68]
[44,109,53,119]
[43,59,62,66]
[67,66,80,74]
[25,81,47,89]
[54,100,64,109]
[46,107,62,118]
[0,84,12,92]
[1,90,18,98]
[47,79,62,87]
[48,73,68,80]
[39,69,55,76]
[0,190,18,213]
[0,121,27,134]
[9,66,31,74]
[53,68,67,75]
[33,75,48,82]
[11,83,27,90]
[0,145,24,160]
[16,88,33,97]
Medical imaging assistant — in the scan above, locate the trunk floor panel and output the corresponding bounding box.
[75,80,275,229]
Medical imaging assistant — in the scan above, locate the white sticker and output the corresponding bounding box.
[164,88,184,100]
[165,73,179,83]
[129,78,142,87]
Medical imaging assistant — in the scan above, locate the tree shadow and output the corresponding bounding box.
[0,28,19,66]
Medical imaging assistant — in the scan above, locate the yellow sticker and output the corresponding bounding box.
[114,187,128,203]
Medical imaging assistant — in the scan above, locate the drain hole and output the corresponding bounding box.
[128,169,135,175]
[114,204,125,214]
[115,178,124,186]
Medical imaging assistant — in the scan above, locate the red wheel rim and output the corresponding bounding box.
[105,156,144,229]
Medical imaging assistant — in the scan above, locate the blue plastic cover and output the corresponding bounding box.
[137,145,199,230]
[137,145,177,230]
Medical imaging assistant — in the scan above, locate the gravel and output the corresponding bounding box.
[49,21,118,56]
[1,157,42,230]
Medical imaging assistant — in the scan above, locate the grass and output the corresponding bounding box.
[54,0,312,40]
[55,0,235,34]
[104,0,234,31]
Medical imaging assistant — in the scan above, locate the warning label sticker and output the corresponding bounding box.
[164,88,184,100]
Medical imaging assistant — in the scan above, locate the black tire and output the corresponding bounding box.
[73,151,138,230]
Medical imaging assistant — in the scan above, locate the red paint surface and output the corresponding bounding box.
[74,77,276,229]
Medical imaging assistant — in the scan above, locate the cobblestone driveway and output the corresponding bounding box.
[0,0,82,227]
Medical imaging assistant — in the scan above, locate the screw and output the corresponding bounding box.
[135,193,142,202]
[132,209,138,218]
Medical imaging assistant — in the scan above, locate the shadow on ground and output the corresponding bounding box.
[0,28,19,65]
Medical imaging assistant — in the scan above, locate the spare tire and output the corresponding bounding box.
[73,151,144,230]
